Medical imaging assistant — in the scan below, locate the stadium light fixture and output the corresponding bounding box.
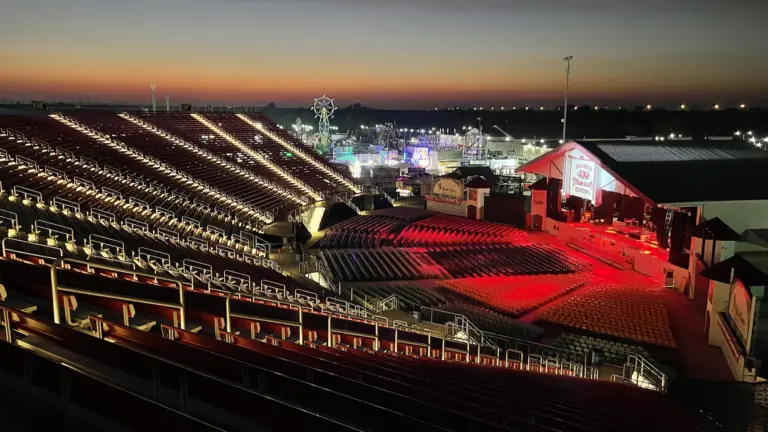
[740,104,747,109]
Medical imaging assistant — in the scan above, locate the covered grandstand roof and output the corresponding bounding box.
[519,139,768,205]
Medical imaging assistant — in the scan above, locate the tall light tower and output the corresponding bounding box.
[150,84,157,113]
[312,95,336,153]
[561,56,573,143]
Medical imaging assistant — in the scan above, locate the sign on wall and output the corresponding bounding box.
[433,177,464,199]
[728,278,752,346]
[531,190,547,217]
[568,158,597,202]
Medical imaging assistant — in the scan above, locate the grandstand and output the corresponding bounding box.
[0,108,722,431]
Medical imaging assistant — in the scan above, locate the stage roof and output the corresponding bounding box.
[519,139,768,205]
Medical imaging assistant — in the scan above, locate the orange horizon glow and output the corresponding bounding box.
[2,0,767,108]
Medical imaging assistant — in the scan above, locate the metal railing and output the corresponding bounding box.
[419,305,666,390]
[375,295,399,313]
[50,258,187,330]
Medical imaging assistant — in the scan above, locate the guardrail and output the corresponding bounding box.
[50,258,187,330]
[419,305,666,391]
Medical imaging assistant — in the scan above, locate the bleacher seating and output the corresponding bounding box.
[428,245,587,278]
[0,115,269,227]
[395,214,527,247]
[244,113,358,187]
[321,249,448,281]
[0,109,701,431]
[0,255,698,431]
[539,283,677,348]
[317,215,402,248]
[127,112,308,213]
[0,179,326,301]
[62,110,305,217]
[439,274,587,317]
[200,113,343,196]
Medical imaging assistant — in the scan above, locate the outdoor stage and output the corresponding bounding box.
[543,218,687,288]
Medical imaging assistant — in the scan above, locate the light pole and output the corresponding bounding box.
[562,56,573,143]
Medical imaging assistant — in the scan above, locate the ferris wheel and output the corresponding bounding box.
[312,95,336,148]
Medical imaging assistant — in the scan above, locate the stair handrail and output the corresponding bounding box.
[625,353,668,392]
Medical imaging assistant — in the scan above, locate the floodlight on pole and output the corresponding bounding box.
[561,56,573,143]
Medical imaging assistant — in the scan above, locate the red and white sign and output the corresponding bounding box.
[728,279,752,345]
[568,158,596,202]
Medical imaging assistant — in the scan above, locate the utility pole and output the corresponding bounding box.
[562,56,573,143]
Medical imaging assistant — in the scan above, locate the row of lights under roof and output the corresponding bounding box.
[735,131,768,148]
[251,120,361,193]
[437,104,751,111]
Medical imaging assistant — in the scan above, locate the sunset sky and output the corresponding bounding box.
[1,0,766,108]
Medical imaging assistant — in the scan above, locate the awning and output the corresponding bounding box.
[700,253,768,286]
[692,217,741,241]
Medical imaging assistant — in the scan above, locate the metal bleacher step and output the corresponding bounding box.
[0,288,39,315]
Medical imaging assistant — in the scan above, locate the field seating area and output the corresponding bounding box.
[428,245,587,278]
[539,283,676,348]
[395,214,527,247]
[317,215,402,248]
[321,249,448,281]
[439,274,588,317]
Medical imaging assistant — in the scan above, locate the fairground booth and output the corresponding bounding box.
[519,139,768,381]
[425,167,493,220]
